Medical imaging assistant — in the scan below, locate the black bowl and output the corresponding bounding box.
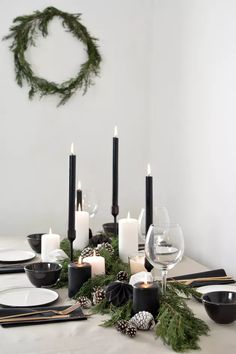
[202,291,236,324]
[27,233,45,253]
[103,222,118,235]
[24,262,62,288]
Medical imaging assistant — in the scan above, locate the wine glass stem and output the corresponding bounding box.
[161,268,168,294]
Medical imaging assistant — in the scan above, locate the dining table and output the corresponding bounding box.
[0,237,235,354]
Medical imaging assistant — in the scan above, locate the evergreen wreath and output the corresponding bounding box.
[3,6,102,106]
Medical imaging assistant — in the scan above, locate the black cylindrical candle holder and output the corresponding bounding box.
[133,281,160,318]
[68,261,91,298]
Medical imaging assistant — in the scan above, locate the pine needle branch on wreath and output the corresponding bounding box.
[3,6,102,106]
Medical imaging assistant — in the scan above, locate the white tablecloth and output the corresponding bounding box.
[0,238,235,354]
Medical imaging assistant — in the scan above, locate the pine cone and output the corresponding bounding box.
[92,286,106,305]
[77,296,92,309]
[130,311,155,330]
[115,320,129,334]
[126,324,137,338]
[81,247,100,258]
[96,242,114,255]
[117,271,129,282]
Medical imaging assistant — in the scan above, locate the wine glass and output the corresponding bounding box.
[145,224,184,293]
[138,207,170,241]
[82,189,98,218]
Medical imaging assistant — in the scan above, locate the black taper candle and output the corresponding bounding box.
[68,143,76,262]
[76,181,82,211]
[111,126,119,236]
[145,164,153,271]
[133,281,160,318]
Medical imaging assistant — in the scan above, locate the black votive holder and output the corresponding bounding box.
[103,222,118,235]
[68,261,91,298]
[132,281,160,318]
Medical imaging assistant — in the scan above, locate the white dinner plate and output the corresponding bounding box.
[196,284,236,296]
[0,249,36,263]
[0,287,59,307]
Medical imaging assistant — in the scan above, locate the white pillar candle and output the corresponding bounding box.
[83,251,105,277]
[119,212,139,263]
[129,253,146,274]
[41,228,60,262]
[74,205,89,250]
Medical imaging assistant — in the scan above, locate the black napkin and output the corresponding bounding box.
[169,269,235,287]
[0,306,87,327]
[0,264,25,274]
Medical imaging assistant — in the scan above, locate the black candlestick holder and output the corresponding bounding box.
[111,205,119,237]
[68,230,76,262]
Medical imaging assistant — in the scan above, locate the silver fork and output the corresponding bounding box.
[0,302,81,321]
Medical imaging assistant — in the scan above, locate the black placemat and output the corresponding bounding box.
[0,305,87,327]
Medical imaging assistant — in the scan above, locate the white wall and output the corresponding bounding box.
[150,0,236,277]
[0,0,153,237]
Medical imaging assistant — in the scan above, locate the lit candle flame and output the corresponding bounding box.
[127,211,130,219]
[147,163,151,176]
[49,228,52,234]
[78,180,81,190]
[93,250,96,257]
[114,126,118,137]
[78,256,82,264]
[144,272,148,285]
[78,203,82,212]
[70,143,74,154]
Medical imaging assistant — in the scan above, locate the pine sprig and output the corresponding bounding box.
[92,298,111,315]
[101,301,133,327]
[3,6,102,106]
[55,258,69,288]
[74,274,115,299]
[156,287,209,352]
[167,281,202,300]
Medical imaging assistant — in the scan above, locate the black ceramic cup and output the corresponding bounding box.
[27,233,45,253]
[103,223,118,235]
[202,291,236,324]
[24,262,62,288]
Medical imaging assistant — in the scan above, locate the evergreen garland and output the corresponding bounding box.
[3,6,102,106]
[57,236,209,352]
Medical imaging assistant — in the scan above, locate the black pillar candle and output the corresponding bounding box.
[68,258,91,298]
[145,164,153,271]
[76,180,82,211]
[111,126,119,235]
[133,281,160,318]
[68,143,76,261]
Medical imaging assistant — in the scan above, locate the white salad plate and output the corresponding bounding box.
[0,287,59,307]
[197,284,236,296]
[0,249,36,263]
